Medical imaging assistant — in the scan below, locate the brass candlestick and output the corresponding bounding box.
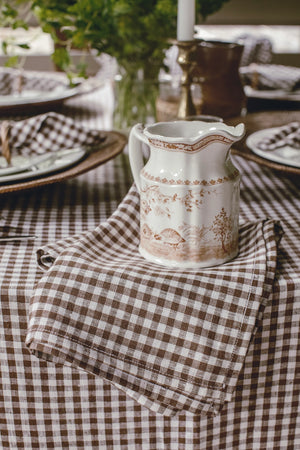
[176,40,197,119]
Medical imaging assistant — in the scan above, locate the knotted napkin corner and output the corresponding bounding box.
[25,184,282,417]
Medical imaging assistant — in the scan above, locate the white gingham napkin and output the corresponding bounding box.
[257,122,300,150]
[0,112,106,163]
[0,67,67,95]
[26,184,282,417]
[240,63,300,91]
[237,34,273,67]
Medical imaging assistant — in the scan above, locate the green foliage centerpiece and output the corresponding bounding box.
[1,0,230,129]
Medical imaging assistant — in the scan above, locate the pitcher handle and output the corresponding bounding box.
[128,123,149,193]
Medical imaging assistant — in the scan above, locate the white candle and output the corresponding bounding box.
[177,0,195,41]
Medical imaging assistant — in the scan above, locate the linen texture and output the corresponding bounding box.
[0,112,106,160]
[26,184,281,417]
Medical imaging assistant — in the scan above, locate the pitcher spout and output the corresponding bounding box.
[224,123,245,142]
[201,121,245,145]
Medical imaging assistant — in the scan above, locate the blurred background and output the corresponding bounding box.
[0,0,299,74]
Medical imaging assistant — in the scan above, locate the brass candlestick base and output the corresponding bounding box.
[176,40,197,119]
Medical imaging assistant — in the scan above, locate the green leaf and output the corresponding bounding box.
[5,55,20,67]
[1,40,8,55]
[52,46,71,71]
[0,0,232,77]
[17,43,31,49]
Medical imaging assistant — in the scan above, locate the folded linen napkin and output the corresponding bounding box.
[257,122,300,151]
[240,63,300,91]
[0,112,106,164]
[0,67,67,95]
[236,34,273,67]
[26,184,282,417]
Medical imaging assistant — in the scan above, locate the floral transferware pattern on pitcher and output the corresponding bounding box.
[141,167,240,185]
[139,180,239,265]
[129,120,245,268]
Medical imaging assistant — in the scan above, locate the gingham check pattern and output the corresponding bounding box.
[257,121,300,150]
[0,87,299,448]
[26,182,281,417]
[240,63,300,91]
[0,68,66,95]
[237,34,273,67]
[0,112,106,158]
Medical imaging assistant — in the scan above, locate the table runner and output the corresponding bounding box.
[0,87,299,448]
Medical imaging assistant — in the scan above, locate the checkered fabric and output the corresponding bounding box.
[0,86,299,448]
[240,63,300,91]
[0,68,67,95]
[236,34,273,67]
[0,112,106,161]
[257,121,300,150]
[26,182,282,417]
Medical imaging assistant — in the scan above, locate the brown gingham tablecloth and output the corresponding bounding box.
[0,86,300,448]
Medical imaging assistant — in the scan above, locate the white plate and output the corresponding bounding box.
[0,75,104,110]
[0,86,77,107]
[0,147,87,184]
[246,127,300,169]
[244,85,300,101]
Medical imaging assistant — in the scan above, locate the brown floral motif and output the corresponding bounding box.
[174,189,211,212]
[210,208,233,253]
[141,199,152,216]
[141,185,213,218]
[141,168,239,186]
[141,185,176,218]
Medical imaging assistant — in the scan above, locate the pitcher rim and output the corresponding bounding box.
[143,120,245,143]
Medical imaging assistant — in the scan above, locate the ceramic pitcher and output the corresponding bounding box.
[128,120,245,268]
